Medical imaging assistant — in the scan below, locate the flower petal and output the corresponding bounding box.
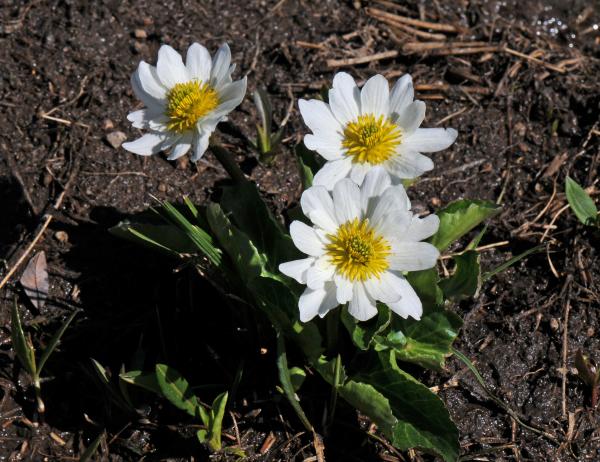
[360,166,392,214]
[360,74,389,119]
[156,45,189,88]
[186,42,212,82]
[364,271,403,304]
[167,135,193,160]
[279,257,315,284]
[387,275,422,320]
[299,284,338,322]
[290,221,325,257]
[301,186,337,233]
[312,158,353,190]
[386,150,433,179]
[349,163,370,185]
[348,282,378,321]
[388,241,439,271]
[214,77,247,115]
[191,131,211,162]
[396,100,425,135]
[304,134,343,161]
[389,74,414,120]
[334,273,353,304]
[372,209,411,238]
[210,43,233,88]
[402,128,458,152]
[127,109,166,129]
[306,257,335,289]
[370,184,410,227]
[332,178,361,224]
[299,98,342,135]
[403,214,440,242]
[122,132,173,156]
[132,62,167,109]
[328,72,360,124]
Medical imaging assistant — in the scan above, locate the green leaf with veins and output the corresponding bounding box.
[439,250,481,300]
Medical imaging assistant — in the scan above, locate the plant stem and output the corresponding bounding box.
[326,353,342,433]
[326,307,340,355]
[34,376,45,415]
[210,145,247,184]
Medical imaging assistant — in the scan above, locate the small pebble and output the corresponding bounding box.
[102,118,114,130]
[158,182,167,192]
[550,318,559,331]
[176,156,189,170]
[42,171,53,187]
[134,28,147,39]
[586,326,595,337]
[106,131,127,149]
[133,41,148,54]
[54,231,69,243]
[431,197,441,207]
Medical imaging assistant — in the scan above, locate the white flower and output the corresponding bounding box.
[123,43,247,161]
[279,167,440,322]
[299,72,457,188]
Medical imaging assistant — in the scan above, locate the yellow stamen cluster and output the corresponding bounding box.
[326,218,391,282]
[342,114,402,164]
[165,81,219,133]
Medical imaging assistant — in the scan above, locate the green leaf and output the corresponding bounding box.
[482,245,544,281]
[295,142,324,189]
[11,301,36,377]
[565,176,598,226]
[355,351,459,461]
[119,370,162,395]
[341,304,391,350]
[406,269,444,314]
[338,380,397,436]
[391,312,463,371]
[276,334,313,431]
[439,251,480,300]
[155,363,200,418]
[220,181,299,268]
[430,200,500,251]
[37,310,78,375]
[207,391,229,452]
[289,367,307,392]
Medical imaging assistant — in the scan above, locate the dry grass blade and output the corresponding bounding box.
[366,7,459,33]
[326,50,398,68]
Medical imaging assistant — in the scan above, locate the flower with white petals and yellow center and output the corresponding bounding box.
[298,72,458,189]
[279,167,441,322]
[123,43,247,161]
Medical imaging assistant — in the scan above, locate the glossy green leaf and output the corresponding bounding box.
[406,269,444,314]
[37,310,78,375]
[391,312,463,371]
[155,364,199,418]
[11,301,36,377]
[119,370,162,395]
[206,391,228,452]
[439,250,480,300]
[289,366,307,392]
[354,351,460,461]
[565,176,598,226]
[341,304,391,350]
[430,200,500,251]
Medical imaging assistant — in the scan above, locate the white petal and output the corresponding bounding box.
[386,150,433,179]
[349,163,370,185]
[332,178,361,224]
[387,275,422,320]
[360,74,389,119]
[304,134,343,161]
[132,62,167,109]
[328,72,360,124]
[279,257,315,284]
[372,209,411,238]
[348,283,378,321]
[397,100,425,135]
[299,99,342,135]
[156,45,189,88]
[186,42,212,82]
[364,271,403,304]
[214,78,247,115]
[312,158,353,190]
[299,284,338,322]
[370,184,410,227]
[127,109,162,128]
[388,242,439,271]
[389,74,414,120]
[360,166,391,215]
[210,43,233,88]
[334,273,353,304]
[403,214,440,242]
[290,221,325,257]
[191,131,211,162]
[122,132,173,156]
[167,135,193,160]
[402,128,458,153]
[306,257,335,289]
[301,186,337,233]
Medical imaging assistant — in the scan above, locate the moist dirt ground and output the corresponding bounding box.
[1,0,599,461]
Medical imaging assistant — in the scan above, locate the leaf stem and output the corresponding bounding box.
[210,145,247,184]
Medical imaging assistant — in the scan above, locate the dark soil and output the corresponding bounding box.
[1,0,599,460]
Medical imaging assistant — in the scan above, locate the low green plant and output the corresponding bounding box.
[565,176,598,226]
[251,88,284,163]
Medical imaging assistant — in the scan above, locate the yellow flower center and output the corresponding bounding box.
[342,114,402,164]
[326,218,391,282]
[165,81,219,133]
